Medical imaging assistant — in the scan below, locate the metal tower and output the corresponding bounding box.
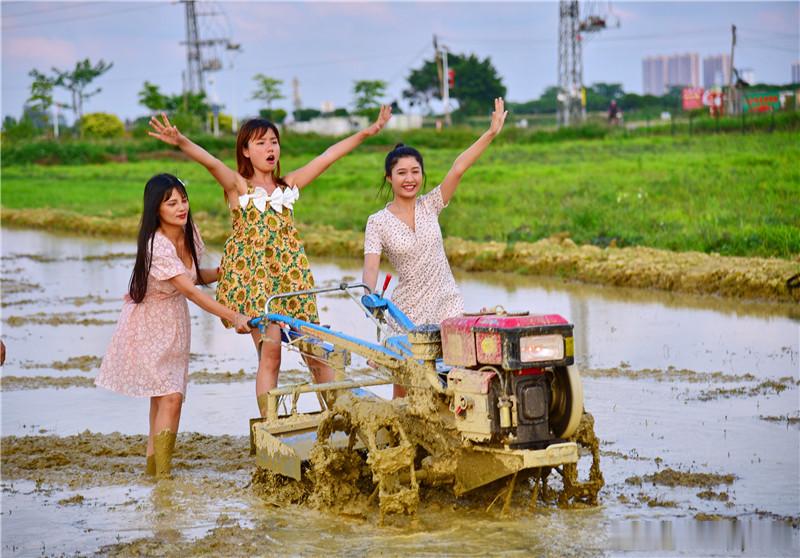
[181,0,240,95]
[558,0,583,127]
[183,0,204,93]
[558,1,615,126]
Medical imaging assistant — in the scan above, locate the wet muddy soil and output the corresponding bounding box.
[1,228,798,556]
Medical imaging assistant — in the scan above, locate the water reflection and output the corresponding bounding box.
[2,227,799,557]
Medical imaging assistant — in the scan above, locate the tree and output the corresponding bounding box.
[136,81,211,132]
[403,53,506,116]
[51,58,113,121]
[138,81,169,112]
[352,79,387,116]
[27,70,55,116]
[251,74,284,110]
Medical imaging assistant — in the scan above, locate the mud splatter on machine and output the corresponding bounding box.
[248,279,603,518]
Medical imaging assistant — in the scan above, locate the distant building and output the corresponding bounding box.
[703,54,731,88]
[643,53,699,95]
[287,116,368,135]
[642,56,666,95]
[792,61,800,83]
[285,113,422,136]
[385,114,423,131]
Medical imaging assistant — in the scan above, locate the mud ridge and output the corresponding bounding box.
[4,209,798,303]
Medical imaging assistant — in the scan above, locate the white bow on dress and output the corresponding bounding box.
[239,186,300,213]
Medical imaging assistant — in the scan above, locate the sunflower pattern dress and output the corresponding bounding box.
[216,182,318,326]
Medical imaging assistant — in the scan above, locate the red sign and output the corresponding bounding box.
[682,87,704,111]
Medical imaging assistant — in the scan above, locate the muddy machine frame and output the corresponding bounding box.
[249,281,603,517]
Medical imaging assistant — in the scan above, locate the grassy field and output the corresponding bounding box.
[2,131,799,258]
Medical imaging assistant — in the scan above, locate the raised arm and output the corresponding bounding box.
[169,274,251,333]
[285,105,392,189]
[440,98,507,204]
[149,113,243,196]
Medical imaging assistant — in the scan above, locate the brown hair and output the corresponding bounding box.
[235,118,288,186]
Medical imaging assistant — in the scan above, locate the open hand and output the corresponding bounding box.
[364,105,392,137]
[148,112,183,146]
[488,98,508,136]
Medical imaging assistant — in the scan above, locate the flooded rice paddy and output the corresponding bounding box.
[1,227,798,556]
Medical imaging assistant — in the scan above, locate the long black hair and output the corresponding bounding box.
[379,143,427,199]
[128,173,204,303]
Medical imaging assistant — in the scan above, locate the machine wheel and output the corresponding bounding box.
[549,365,584,439]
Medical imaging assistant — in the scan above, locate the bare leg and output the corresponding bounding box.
[152,392,183,434]
[303,353,336,384]
[254,324,282,417]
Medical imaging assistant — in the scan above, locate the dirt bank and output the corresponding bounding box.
[3,209,798,303]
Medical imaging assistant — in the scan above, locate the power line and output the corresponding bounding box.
[3,1,98,19]
[2,3,169,30]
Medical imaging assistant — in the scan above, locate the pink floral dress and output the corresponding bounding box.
[96,230,202,398]
[364,185,464,327]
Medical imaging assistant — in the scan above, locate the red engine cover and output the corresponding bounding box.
[440,313,569,367]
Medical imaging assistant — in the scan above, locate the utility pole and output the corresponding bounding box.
[292,77,301,116]
[442,46,451,126]
[433,34,451,127]
[727,24,738,116]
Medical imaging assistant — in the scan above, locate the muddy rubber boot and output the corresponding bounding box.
[146,454,156,477]
[256,393,270,418]
[154,429,177,479]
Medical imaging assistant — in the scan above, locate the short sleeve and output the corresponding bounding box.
[150,234,186,281]
[364,214,383,255]
[419,184,447,216]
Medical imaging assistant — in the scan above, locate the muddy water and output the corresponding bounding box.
[1,228,798,556]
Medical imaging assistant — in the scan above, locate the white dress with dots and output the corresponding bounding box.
[364,185,464,327]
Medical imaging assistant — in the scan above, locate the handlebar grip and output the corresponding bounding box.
[247,317,261,328]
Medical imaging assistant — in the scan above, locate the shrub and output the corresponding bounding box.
[80,112,125,139]
[170,111,205,134]
[2,117,40,141]
[259,108,287,123]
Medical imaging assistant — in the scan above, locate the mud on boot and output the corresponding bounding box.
[154,429,177,479]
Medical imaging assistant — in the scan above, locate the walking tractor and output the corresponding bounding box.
[248,277,603,518]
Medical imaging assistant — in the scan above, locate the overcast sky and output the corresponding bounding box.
[2,0,798,122]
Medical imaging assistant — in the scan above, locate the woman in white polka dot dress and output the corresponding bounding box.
[363,99,507,395]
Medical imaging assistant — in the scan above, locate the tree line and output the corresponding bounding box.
[7,51,794,140]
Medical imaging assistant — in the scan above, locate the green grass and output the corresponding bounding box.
[2,132,799,258]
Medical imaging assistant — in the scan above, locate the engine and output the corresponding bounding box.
[441,311,575,448]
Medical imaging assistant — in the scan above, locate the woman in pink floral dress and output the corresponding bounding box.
[363,99,508,397]
[96,174,250,478]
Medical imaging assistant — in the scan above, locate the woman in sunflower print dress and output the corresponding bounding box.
[149,107,392,416]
